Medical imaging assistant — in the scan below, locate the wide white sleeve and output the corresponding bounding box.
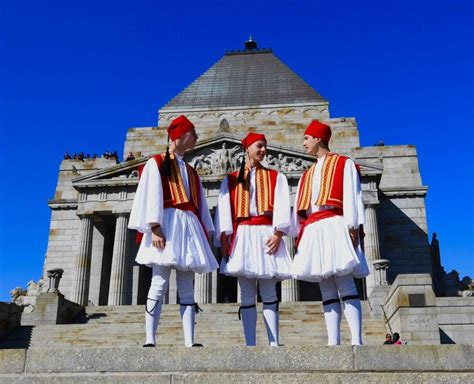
[213,176,233,246]
[343,159,365,229]
[198,178,215,235]
[289,177,304,238]
[272,173,291,234]
[128,158,164,233]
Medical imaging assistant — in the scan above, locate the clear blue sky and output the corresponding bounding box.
[1,0,473,301]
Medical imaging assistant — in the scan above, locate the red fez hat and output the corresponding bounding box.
[304,120,331,144]
[167,115,195,141]
[242,132,266,150]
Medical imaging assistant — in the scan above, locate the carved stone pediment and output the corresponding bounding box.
[184,134,315,180]
[70,134,384,189]
[71,158,146,188]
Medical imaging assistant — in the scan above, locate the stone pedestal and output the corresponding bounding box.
[21,292,84,326]
[71,216,93,306]
[368,285,391,319]
[383,274,440,345]
[195,273,212,303]
[108,214,130,305]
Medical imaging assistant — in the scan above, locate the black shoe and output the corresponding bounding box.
[192,343,204,347]
[143,343,156,347]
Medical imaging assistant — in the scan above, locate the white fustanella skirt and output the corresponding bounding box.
[291,215,369,283]
[220,224,292,280]
[135,208,218,274]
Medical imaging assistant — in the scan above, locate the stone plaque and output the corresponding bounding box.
[408,294,426,307]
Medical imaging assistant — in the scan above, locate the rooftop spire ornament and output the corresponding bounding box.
[244,35,257,50]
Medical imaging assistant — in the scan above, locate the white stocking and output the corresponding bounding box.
[145,297,163,345]
[262,301,279,346]
[145,266,171,346]
[180,304,196,347]
[343,298,362,345]
[323,300,342,346]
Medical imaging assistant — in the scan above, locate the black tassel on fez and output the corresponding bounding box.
[237,155,246,184]
[161,135,172,177]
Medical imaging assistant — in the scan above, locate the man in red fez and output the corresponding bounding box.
[214,132,293,347]
[128,115,218,347]
[291,120,369,346]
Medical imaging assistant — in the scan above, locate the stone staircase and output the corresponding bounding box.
[1,302,386,348]
[1,303,473,383]
[1,345,473,383]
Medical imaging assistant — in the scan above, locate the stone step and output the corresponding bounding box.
[0,302,387,349]
[0,346,472,383]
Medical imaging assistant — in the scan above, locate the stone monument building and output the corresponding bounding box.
[44,41,433,307]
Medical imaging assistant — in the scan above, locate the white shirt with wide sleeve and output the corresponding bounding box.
[290,154,369,282]
[128,156,217,273]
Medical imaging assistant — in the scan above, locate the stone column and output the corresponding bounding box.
[168,269,177,304]
[237,279,241,303]
[108,213,130,305]
[281,237,299,302]
[195,273,212,303]
[131,265,140,305]
[70,215,93,306]
[211,269,218,303]
[88,220,106,306]
[364,204,381,297]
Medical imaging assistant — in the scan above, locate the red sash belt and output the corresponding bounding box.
[295,208,343,250]
[228,215,273,256]
[238,216,272,226]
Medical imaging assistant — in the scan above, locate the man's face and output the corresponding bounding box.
[177,129,198,151]
[303,134,321,155]
[247,140,266,163]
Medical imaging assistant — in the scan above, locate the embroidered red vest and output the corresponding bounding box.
[227,166,278,220]
[135,153,203,244]
[153,153,201,216]
[296,153,348,218]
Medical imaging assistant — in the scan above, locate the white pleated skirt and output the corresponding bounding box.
[220,224,292,280]
[291,215,369,283]
[135,208,218,274]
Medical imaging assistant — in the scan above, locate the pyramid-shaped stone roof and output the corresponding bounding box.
[162,48,327,110]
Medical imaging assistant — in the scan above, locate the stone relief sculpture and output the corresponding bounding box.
[190,154,212,175]
[10,287,27,305]
[208,143,240,174]
[188,142,312,176]
[10,278,46,313]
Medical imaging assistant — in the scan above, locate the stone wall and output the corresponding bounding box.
[0,303,22,340]
[354,145,432,282]
[437,297,474,345]
[44,158,117,300]
[123,104,360,158]
[383,274,440,345]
